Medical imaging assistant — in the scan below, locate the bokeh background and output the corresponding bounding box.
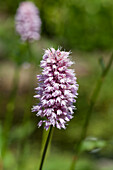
[0,0,113,170]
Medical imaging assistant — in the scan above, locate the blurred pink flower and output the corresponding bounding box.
[32,48,79,130]
[15,1,41,41]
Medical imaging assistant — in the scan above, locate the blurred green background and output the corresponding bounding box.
[0,0,113,170]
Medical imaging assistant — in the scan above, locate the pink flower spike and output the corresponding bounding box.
[15,1,41,42]
[32,48,79,130]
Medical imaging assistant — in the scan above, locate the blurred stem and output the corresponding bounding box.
[70,53,113,170]
[39,126,53,170]
[22,41,34,123]
[0,123,2,159]
[27,41,33,63]
[17,42,34,169]
[2,65,20,158]
[99,57,105,71]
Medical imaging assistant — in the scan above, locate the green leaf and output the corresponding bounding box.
[79,137,107,153]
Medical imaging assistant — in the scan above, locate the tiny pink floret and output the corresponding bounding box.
[32,48,79,130]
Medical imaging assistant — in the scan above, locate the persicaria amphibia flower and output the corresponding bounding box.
[15,1,41,41]
[32,48,79,130]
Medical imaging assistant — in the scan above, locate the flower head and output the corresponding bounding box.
[32,48,79,130]
[15,1,41,41]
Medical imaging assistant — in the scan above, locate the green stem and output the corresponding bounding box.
[27,41,33,63]
[70,54,113,170]
[17,42,34,169]
[22,41,34,123]
[39,126,53,170]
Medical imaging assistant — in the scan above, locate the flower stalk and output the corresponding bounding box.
[32,48,78,169]
[22,41,34,123]
[39,125,53,170]
[27,41,33,63]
